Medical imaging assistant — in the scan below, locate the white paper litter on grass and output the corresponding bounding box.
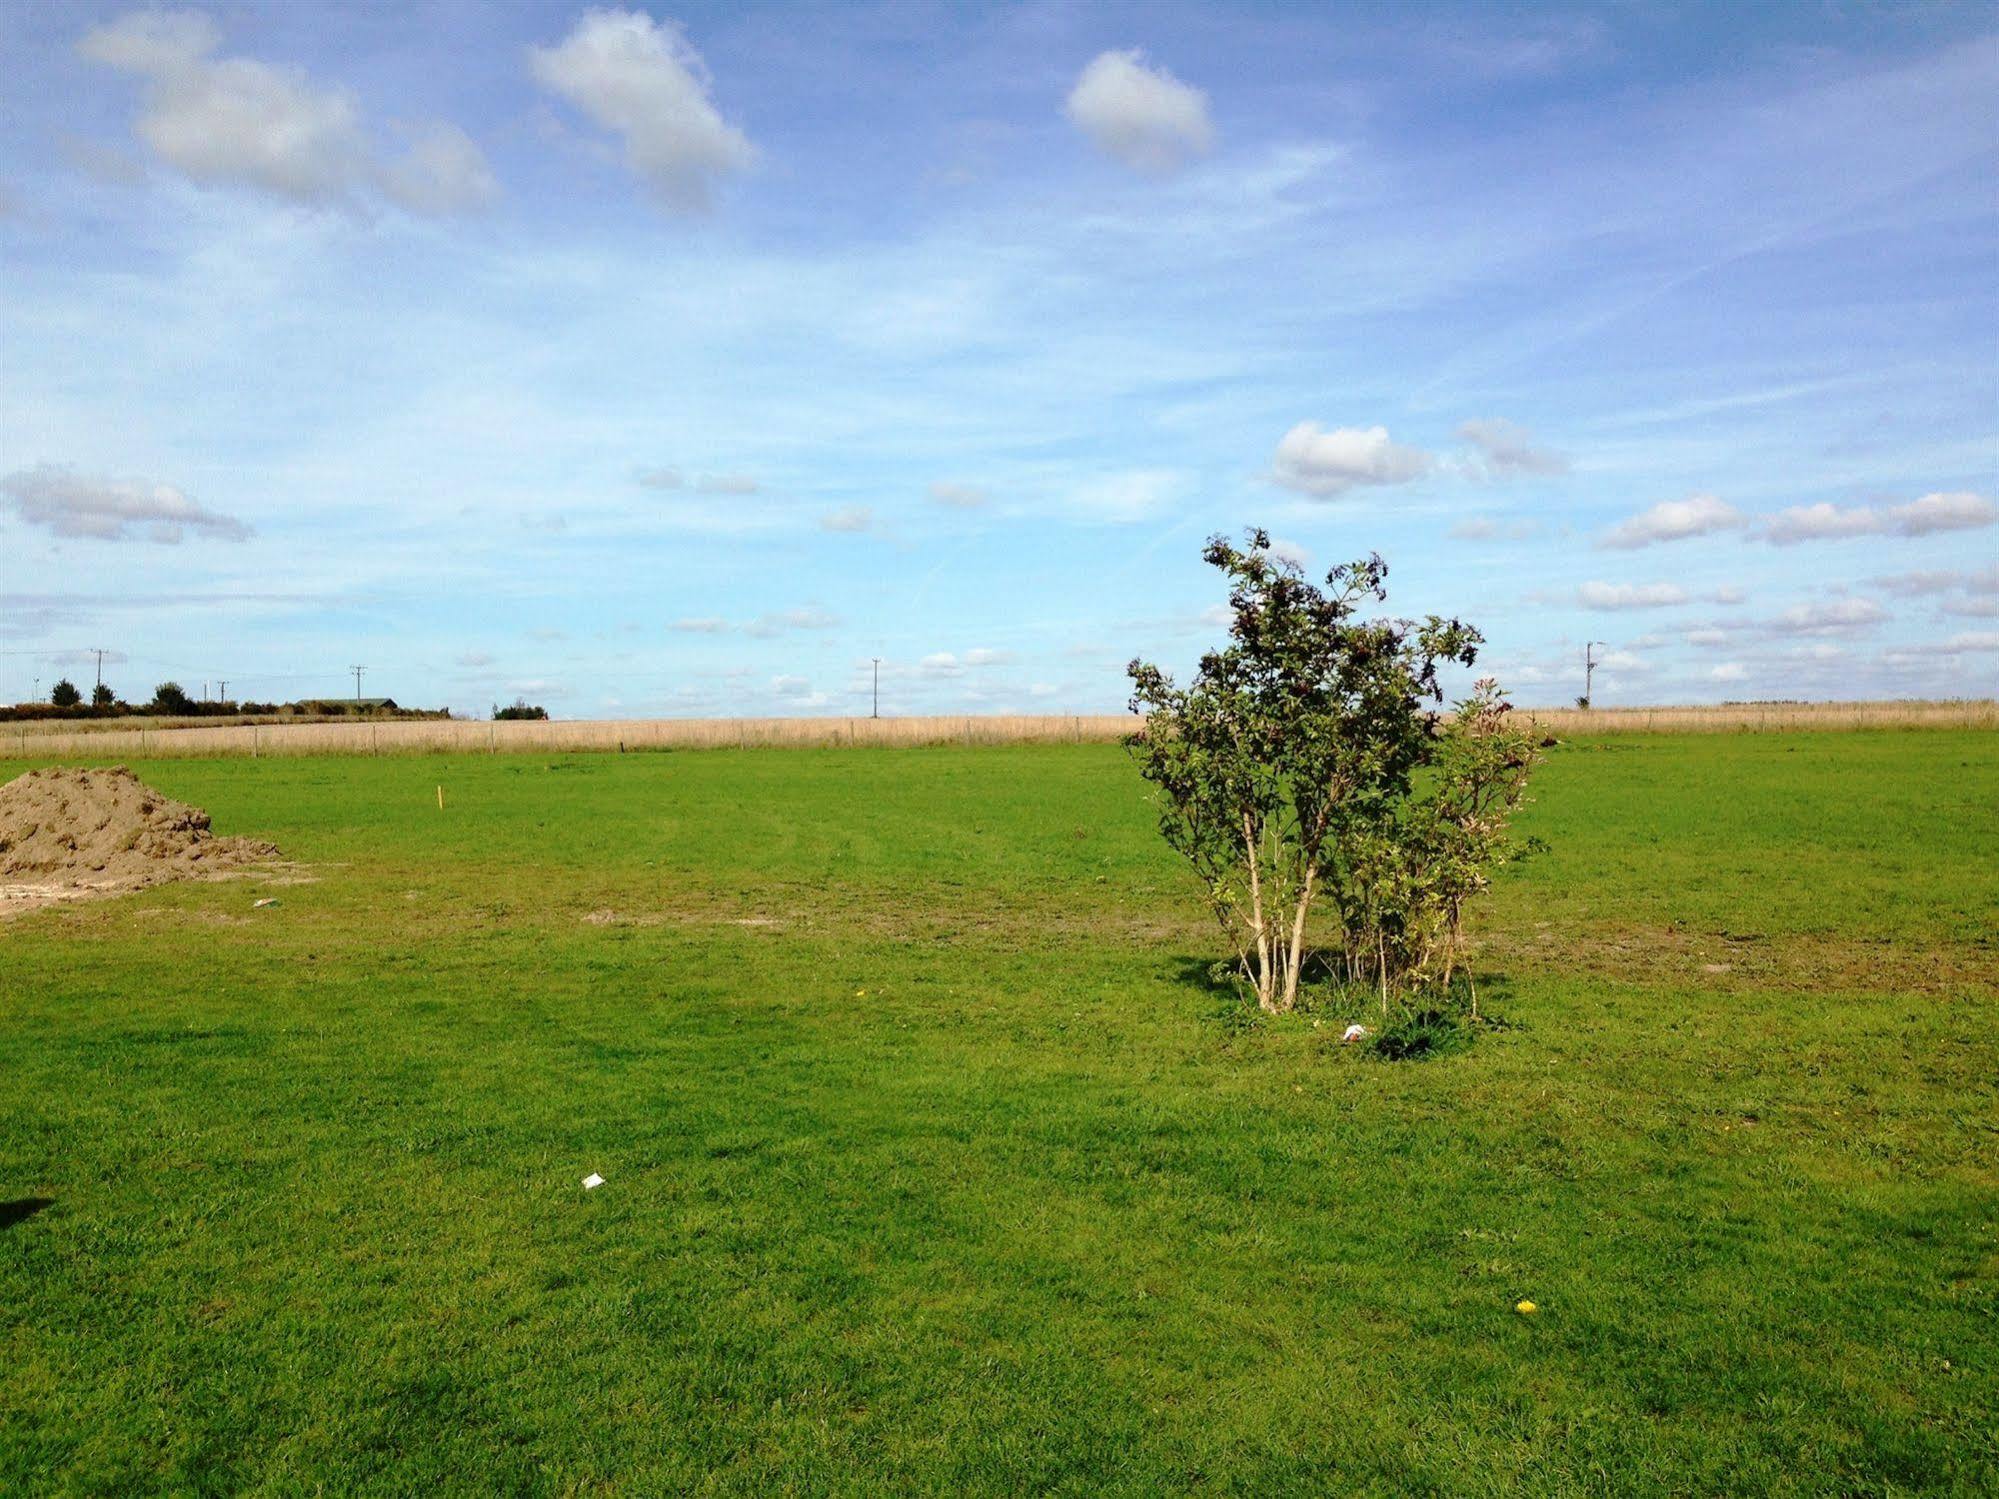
[1342,1024,1368,1044]
[581,1173,604,1190]
[253,898,279,908]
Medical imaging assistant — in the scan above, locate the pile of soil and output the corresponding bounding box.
[0,766,279,912]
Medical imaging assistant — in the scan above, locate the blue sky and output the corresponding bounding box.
[2,1,1994,717]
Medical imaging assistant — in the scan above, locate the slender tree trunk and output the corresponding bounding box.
[1281,864,1317,1013]
[1455,903,1471,1023]
[1378,928,1390,1018]
[1242,813,1274,1011]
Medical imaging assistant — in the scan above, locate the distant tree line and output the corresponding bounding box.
[1,681,448,723]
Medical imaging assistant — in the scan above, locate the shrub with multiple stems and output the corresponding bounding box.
[1128,529,1539,1016]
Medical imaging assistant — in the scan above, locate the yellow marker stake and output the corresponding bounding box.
[437,785,445,811]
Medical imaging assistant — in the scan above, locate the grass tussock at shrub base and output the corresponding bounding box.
[1370,1006,1478,1061]
[1204,968,1505,1061]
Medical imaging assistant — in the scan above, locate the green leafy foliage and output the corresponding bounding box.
[49,679,80,708]
[149,681,194,714]
[1129,529,1538,1016]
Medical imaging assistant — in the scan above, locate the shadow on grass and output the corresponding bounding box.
[1,1197,53,1230]
[1164,954,1266,1033]
[1167,953,1240,997]
[1165,950,1525,1049]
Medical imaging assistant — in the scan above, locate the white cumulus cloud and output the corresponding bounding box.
[1597,493,1747,550]
[1890,491,1998,535]
[1576,581,1689,611]
[743,605,839,637]
[1450,516,1538,542]
[820,505,873,533]
[79,9,494,215]
[530,9,753,212]
[1762,491,1997,545]
[1271,423,1431,499]
[1769,597,1888,635]
[1,464,251,543]
[1869,569,1964,597]
[1761,502,1878,545]
[1264,537,1310,571]
[1065,49,1213,174]
[1458,418,1568,478]
[928,480,989,509]
[382,123,499,215]
[637,468,759,494]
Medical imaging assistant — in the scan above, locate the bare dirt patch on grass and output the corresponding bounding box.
[1481,921,1999,996]
[0,766,280,915]
[566,880,1997,1002]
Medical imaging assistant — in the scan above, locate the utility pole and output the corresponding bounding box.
[1584,642,1605,706]
[350,664,366,702]
[92,647,106,691]
[871,658,880,719]
[218,680,227,702]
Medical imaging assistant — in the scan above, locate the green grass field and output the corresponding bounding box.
[2,732,1995,1495]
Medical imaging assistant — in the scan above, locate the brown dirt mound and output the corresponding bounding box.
[0,766,279,913]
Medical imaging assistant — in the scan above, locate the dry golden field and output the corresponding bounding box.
[1,699,1992,758]
[1512,698,1999,734]
[1,713,1140,758]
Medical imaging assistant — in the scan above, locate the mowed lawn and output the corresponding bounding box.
[1,732,1994,1495]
